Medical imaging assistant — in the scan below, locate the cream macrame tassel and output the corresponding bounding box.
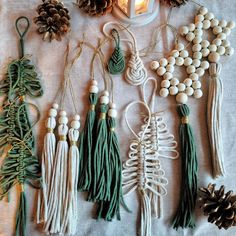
[44,110,69,234]
[36,103,58,224]
[208,63,225,178]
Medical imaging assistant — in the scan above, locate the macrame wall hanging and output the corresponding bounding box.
[36,43,81,235]
[0,16,43,236]
[179,5,235,178]
[122,78,179,236]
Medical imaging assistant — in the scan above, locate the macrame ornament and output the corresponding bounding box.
[37,44,81,235]
[34,0,71,42]
[0,16,43,236]
[179,6,235,178]
[199,183,236,230]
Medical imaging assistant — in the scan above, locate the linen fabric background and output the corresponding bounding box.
[0,0,236,235]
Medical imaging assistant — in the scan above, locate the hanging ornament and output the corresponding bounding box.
[199,183,236,230]
[179,6,235,178]
[34,0,71,42]
[75,0,114,16]
[161,0,189,7]
[0,16,43,236]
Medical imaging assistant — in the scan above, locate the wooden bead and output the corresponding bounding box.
[187,65,196,74]
[188,23,195,31]
[199,6,208,15]
[175,43,185,51]
[193,51,202,60]
[170,78,179,86]
[205,12,214,20]
[186,87,194,96]
[192,59,201,68]
[223,27,231,36]
[192,44,202,52]
[53,103,59,109]
[100,95,109,104]
[201,48,210,57]
[203,20,211,29]
[171,50,179,58]
[108,109,117,118]
[71,120,80,129]
[74,114,81,120]
[161,80,171,88]
[208,52,220,62]
[176,93,188,104]
[221,40,230,47]
[59,116,68,124]
[175,57,184,66]
[103,90,109,96]
[196,68,205,77]
[213,26,222,35]
[211,18,219,27]
[201,40,210,48]
[159,88,169,97]
[225,47,234,56]
[160,58,168,67]
[180,26,189,35]
[194,28,203,36]
[227,21,235,29]
[49,108,57,117]
[195,14,204,22]
[91,80,98,86]
[157,67,166,76]
[193,36,202,44]
[163,72,173,80]
[195,22,203,29]
[166,65,174,73]
[209,44,217,52]
[194,89,203,98]
[89,85,98,94]
[217,46,226,55]
[217,33,226,40]
[184,57,193,66]
[212,38,222,46]
[200,61,209,70]
[60,110,67,117]
[169,86,178,95]
[180,50,189,58]
[190,73,199,81]
[186,32,195,41]
[219,20,227,28]
[178,83,186,92]
[184,78,192,87]
[150,61,160,70]
[168,56,175,65]
[109,102,116,109]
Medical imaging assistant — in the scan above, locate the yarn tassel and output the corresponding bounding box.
[36,103,58,223]
[172,104,198,229]
[44,110,69,234]
[78,80,98,191]
[90,91,110,202]
[207,63,225,178]
[140,190,151,236]
[96,105,122,220]
[15,187,27,236]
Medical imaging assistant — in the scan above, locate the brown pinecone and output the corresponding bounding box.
[34,0,70,42]
[161,0,188,7]
[76,0,114,16]
[199,183,236,230]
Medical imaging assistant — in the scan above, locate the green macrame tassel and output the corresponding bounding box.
[172,104,198,229]
[108,29,125,75]
[78,89,98,191]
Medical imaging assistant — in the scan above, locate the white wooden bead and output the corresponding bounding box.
[201,40,210,48]
[175,43,185,51]
[211,18,219,27]
[227,21,235,29]
[168,56,176,65]
[160,58,168,67]
[91,80,98,86]
[190,73,199,81]
[217,46,226,55]
[49,108,57,117]
[199,6,208,15]
[186,32,195,41]
[184,57,193,66]
[187,65,196,74]
[195,14,204,22]
[164,72,173,80]
[109,103,116,109]
[53,103,59,109]
[175,57,184,66]
[108,109,117,118]
[100,95,109,104]
[219,20,227,28]
[184,78,192,87]
[195,22,203,29]
[200,61,209,70]
[217,33,226,40]
[201,48,210,57]
[193,51,202,60]
[225,47,234,56]
[205,12,214,20]
[59,116,68,124]
[169,86,178,95]
[171,50,179,58]
[203,20,211,29]
[180,26,189,35]
[196,68,205,77]
[192,59,201,68]
[192,44,202,52]
[103,90,109,96]
[180,50,189,58]
[193,36,202,44]
[194,28,203,36]
[186,87,194,96]
[161,80,171,88]
[150,61,160,70]
[213,26,222,35]
[157,67,166,76]
[178,83,186,92]
[176,93,188,104]
[194,89,203,98]
[60,110,67,116]
[159,88,169,97]
[223,27,231,36]
[188,23,195,31]
[208,52,220,62]
[221,40,230,47]
[74,114,80,120]
[166,65,174,73]
[209,44,217,52]
[212,38,222,46]
[71,120,80,129]
[170,78,179,86]
[89,85,99,94]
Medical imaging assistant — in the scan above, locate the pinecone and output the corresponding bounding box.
[199,183,236,230]
[76,0,114,16]
[161,0,188,7]
[34,0,70,42]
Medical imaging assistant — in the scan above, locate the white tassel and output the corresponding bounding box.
[140,190,151,236]
[207,63,225,178]
[36,103,58,224]
[44,110,69,234]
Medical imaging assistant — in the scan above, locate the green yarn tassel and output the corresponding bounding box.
[78,92,98,191]
[15,190,27,236]
[108,29,125,75]
[172,104,198,229]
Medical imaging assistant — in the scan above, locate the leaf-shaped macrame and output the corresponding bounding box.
[108,46,125,75]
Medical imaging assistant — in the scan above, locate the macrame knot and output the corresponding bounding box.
[90,104,95,110]
[47,128,53,133]
[70,141,77,146]
[60,135,66,141]
[100,112,106,119]
[209,63,222,78]
[181,116,189,124]
[110,127,115,132]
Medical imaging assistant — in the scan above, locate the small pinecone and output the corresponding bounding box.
[162,0,188,7]
[76,0,114,16]
[199,183,236,230]
[34,0,70,42]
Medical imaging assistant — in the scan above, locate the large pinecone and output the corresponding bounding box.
[199,183,236,230]
[34,0,70,42]
[76,0,114,16]
[161,0,188,7]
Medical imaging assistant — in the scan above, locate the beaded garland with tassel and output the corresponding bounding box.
[0,16,43,236]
